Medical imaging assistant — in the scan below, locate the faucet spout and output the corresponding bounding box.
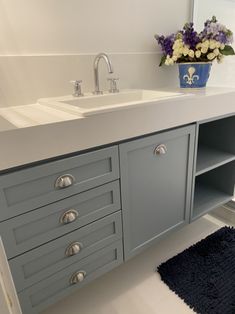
[93,53,114,95]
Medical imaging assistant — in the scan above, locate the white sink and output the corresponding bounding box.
[39,89,189,117]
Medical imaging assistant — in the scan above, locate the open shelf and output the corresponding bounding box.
[196,145,235,176]
[196,115,235,176]
[192,116,235,221]
[193,182,233,219]
[192,160,235,220]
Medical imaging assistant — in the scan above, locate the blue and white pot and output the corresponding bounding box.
[178,62,212,88]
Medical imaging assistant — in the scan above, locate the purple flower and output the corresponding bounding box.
[200,16,234,44]
[216,31,228,44]
[155,33,175,56]
[182,22,200,49]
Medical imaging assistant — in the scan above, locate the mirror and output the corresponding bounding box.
[193,0,235,87]
[193,0,235,32]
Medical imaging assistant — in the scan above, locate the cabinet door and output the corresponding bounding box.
[119,125,195,260]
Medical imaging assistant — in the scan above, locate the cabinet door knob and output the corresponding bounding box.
[60,209,79,225]
[70,271,86,285]
[65,242,83,257]
[154,144,167,155]
[55,174,75,189]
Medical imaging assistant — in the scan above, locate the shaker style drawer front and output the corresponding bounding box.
[18,241,123,314]
[1,181,121,259]
[10,211,122,292]
[0,146,119,221]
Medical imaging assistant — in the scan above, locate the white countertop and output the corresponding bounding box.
[0,87,235,172]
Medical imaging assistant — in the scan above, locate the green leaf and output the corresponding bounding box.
[221,45,235,56]
[211,16,217,23]
[159,55,166,67]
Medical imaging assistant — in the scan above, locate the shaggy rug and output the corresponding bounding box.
[157,226,235,314]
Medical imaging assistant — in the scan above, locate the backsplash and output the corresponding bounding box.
[0,0,191,107]
[0,53,179,107]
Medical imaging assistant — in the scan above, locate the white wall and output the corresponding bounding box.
[0,0,191,107]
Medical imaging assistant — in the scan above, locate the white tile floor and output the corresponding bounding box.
[42,215,230,314]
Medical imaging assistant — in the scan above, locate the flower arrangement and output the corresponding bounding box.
[155,16,234,66]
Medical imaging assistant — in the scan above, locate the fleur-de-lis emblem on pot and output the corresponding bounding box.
[183,66,199,85]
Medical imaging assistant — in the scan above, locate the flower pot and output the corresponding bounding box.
[178,62,212,88]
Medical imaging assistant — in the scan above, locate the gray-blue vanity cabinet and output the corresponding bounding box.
[18,240,123,314]
[9,211,122,292]
[1,180,121,259]
[0,124,199,314]
[119,125,195,260]
[0,146,119,221]
[0,144,122,314]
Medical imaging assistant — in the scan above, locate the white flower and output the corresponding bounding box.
[217,54,224,64]
[213,48,220,56]
[209,39,216,50]
[165,55,174,66]
[173,47,182,59]
[196,43,202,49]
[183,46,189,56]
[215,41,221,49]
[173,48,180,56]
[178,47,184,54]
[207,52,216,60]
[165,57,170,66]
[173,39,183,50]
[195,50,201,58]
[220,43,225,50]
[202,40,209,48]
[188,50,195,58]
[172,55,178,62]
[201,46,208,54]
[173,39,184,58]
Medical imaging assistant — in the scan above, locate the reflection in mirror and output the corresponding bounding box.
[193,0,235,87]
[193,0,235,45]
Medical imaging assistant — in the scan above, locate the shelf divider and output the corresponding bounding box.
[196,145,235,176]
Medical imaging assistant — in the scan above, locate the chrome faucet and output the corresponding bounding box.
[93,53,113,95]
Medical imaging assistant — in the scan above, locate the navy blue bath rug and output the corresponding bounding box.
[157,226,235,314]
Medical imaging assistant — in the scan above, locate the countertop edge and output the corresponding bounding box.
[0,90,235,172]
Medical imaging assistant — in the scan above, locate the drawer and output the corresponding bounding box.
[9,211,122,292]
[1,181,121,259]
[18,240,123,314]
[0,146,119,221]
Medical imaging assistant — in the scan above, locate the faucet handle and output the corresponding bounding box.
[70,80,84,97]
[107,78,119,93]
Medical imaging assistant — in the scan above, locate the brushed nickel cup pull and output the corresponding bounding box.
[65,242,83,257]
[55,174,75,189]
[60,209,79,225]
[154,144,167,155]
[70,271,86,285]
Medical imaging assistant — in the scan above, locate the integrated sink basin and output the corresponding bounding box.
[39,89,190,117]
